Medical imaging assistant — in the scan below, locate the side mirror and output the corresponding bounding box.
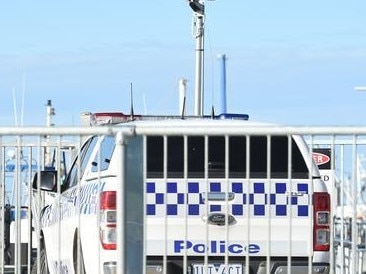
[32,170,58,192]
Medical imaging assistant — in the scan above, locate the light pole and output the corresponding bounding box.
[187,0,205,116]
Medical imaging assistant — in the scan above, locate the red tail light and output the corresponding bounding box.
[100,191,117,250]
[313,192,330,251]
[100,191,116,209]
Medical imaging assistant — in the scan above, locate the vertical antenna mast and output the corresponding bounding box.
[188,0,205,116]
[218,54,227,113]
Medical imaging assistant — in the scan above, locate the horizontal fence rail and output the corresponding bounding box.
[0,126,366,274]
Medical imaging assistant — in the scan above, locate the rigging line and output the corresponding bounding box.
[21,70,26,126]
[152,83,178,114]
[12,87,18,127]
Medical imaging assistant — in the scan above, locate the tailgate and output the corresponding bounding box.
[146,178,312,257]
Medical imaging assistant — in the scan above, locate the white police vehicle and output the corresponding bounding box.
[32,112,331,274]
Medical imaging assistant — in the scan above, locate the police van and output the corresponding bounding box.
[31,112,331,274]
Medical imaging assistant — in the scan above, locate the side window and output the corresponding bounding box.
[146,136,205,178]
[63,136,98,190]
[145,135,309,179]
[271,136,289,177]
[269,136,308,179]
[289,138,309,178]
[229,136,246,178]
[188,137,204,178]
[249,136,268,178]
[168,137,184,178]
[208,137,225,178]
[91,136,115,172]
[147,136,163,178]
[248,136,309,179]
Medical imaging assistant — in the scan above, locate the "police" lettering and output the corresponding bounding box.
[174,240,260,254]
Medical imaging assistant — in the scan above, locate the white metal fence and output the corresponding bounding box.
[1,126,366,273]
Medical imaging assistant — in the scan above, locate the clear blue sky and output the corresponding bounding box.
[1,1,366,126]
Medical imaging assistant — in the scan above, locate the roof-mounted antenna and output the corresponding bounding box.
[211,105,215,119]
[130,82,135,120]
[181,97,186,119]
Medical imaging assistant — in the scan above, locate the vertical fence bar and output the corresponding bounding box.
[183,135,188,274]
[340,144,345,273]
[224,135,229,270]
[0,140,4,273]
[27,146,33,274]
[204,135,209,273]
[287,134,292,274]
[163,135,168,274]
[352,135,358,273]
[308,134,314,274]
[15,136,21,273]
[329,135,336,274]
[245,134,250,274]
[116,131,126,274]
[143,135,147,274]
[266,135,271,274]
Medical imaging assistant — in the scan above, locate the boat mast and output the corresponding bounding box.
[45,99,55,168]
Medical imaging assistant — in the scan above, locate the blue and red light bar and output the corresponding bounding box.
[90,112,249,126]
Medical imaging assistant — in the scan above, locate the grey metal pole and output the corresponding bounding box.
[218,54,227,114]
[190,0,205,116]
[116,131,126,274]
[194,14,204,116]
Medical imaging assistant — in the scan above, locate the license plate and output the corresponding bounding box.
[192,264,243,274]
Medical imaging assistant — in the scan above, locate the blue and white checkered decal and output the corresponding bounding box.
[146,181,309,218]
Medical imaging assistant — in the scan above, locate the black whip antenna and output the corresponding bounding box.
[130,83,134,119]
[181,96,186,119]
